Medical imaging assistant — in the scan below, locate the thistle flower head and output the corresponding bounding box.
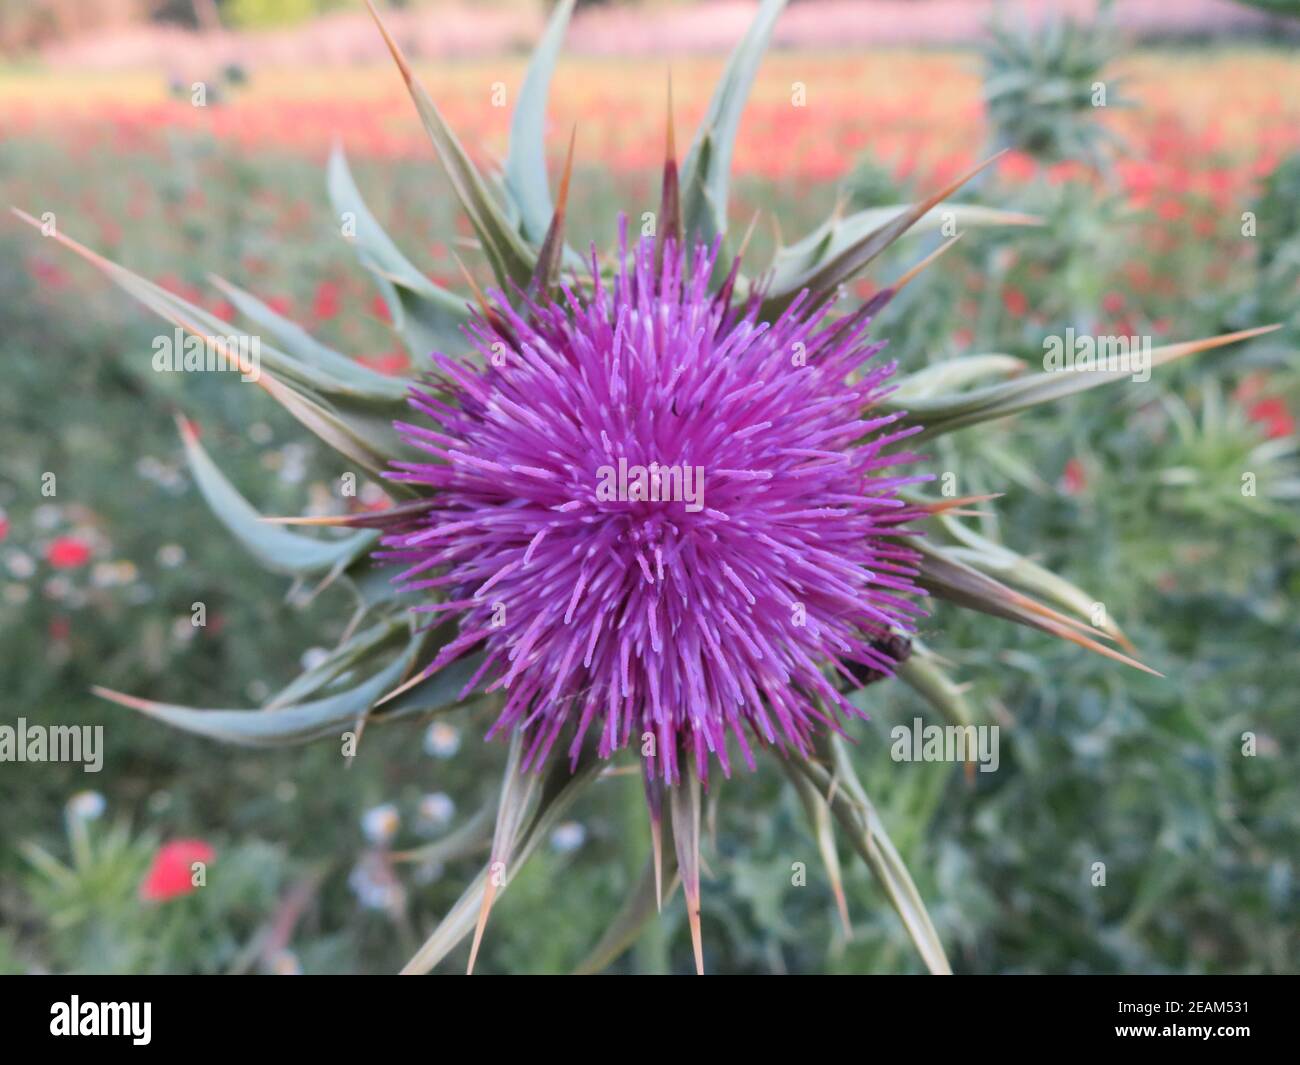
[380,225,927,784]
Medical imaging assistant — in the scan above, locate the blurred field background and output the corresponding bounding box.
[1,0,1297,974]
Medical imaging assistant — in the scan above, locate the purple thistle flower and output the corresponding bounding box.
[379,223,929,785]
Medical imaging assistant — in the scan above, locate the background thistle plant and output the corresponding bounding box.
[4,0,1296,977]
[982,0,1128,170]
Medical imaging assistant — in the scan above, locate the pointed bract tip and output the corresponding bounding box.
[686,890,704,975]
[650,813,664,912]
[173,412,200,445]
[914,151,1007,224]
[374,667,430,709]
[736,209,762,260]
[669,766,704,972]
[922,492,1004,515]
[1171,323,1281,357]
[893,232,964,295]
[558,125,577,214]
[1111,627,1138,655]
[258,513,355,526]
[363,0,414,87]
[451,250,499,323]
[665,70,677,164]
[90,685,156,713]
[467,876,499,975]
[1034,606,1163,676]
[11,207,111,271]
[831,874,852,940]
[830,190,850,226]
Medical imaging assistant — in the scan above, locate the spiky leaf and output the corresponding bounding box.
[365,0,538,292]
[680,0,787,247]
[327,145,472,357]
[179,418,377,577]
[505,0,576,245]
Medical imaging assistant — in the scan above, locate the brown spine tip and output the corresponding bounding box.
[557,125,577,221]
[830,873,852,940]
[644,772,665,911]
[665,70,677,164]
[531,127,577,296]
[656,70,683,277]
[921,492,1004,515]
[669,761,704,974]
[686,891,704,975]
[363,0,415,89]
[174,413,200,445]
[893,232,964,295]
[467,876,499,975]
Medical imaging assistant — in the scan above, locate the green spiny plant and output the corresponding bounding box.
[982,0,1129,168]
[15,0,1277,975]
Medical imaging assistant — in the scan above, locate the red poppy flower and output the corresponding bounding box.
[313,280,341,321]
[1247,397,1296,440]
[140,840,215,902]
[28,256,69,290]
[997,150,1037,183]
[1061,458,1087,496]
[358,349,409,376]
[46,536,91,569]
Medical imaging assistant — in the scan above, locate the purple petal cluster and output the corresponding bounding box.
[380,225,927,784]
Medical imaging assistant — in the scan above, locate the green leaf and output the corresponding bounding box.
[505,0,575,245]
[209,274,410,399]
[327,145,473,357]
[179,419,377,577]
[402,753,601,974]
[93,640,418,748]
[573,852,679,975]
[793,737,952,975]
[257,373,407,485]
[887,354,1026,405]
[929,512,1131,647]
[894,641,976,729]
[761,181,1026,317]
[266,616,407,709]
[365,1,538,291]
[763,204,1040,306]
[781,760,852,936]
[680,0,787,247]
[903,327,1280,440]
[912,539,1158,674]
[19,841,75,886]
[10,208,416,483]
[94,642,484,750]
[392,803,494,868]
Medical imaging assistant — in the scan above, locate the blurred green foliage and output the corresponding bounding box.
[982,0,1129,169]
[224,0,346,32]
